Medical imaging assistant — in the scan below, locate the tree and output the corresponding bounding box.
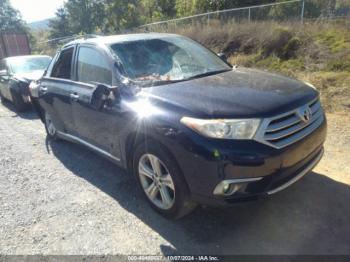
[176,0,275,17]
[49,7,73,39]
[175,0,195,17]
[0,0,27,32]
[103,0,141,32]
[137,0,176,23]
[64,0,105,34]
[158,0,177,18]
[48,0,106,38]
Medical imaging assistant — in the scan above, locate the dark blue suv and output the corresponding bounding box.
[30,34,327,218]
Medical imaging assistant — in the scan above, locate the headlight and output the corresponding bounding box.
[180,117,261,139]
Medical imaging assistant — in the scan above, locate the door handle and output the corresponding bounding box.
[70,93,79,101]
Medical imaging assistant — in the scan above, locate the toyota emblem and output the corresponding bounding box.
[301,107,312,123]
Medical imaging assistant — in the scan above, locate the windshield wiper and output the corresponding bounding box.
[148,79,185,86]
[125,69,232,88]
[130,78,185,87]
[188,69,231,80]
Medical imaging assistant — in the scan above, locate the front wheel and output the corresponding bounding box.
[133,141,197,219]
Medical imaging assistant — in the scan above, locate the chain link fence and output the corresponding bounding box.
[134,0,349,33]
[135,0,304,33]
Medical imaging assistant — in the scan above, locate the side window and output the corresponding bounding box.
[77,46,112,85]
[51,47,74,79]
[45,52,59,77]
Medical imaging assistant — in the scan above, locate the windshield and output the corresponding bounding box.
[110,36,231,85]
[9,56,52,74]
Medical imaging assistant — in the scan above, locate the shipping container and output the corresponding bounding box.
[0,33,31,60]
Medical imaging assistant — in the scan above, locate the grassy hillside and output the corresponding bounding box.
[31,19,350,112]
[175,19,350,112]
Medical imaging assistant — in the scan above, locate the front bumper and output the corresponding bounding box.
[157,116,327,207]
[191,145,324,207]
[266,147,323,195]
[214,146,324,197]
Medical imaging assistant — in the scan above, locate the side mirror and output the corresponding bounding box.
[90,84,120,110]
[90,84,111,110]
[217,53,228,62]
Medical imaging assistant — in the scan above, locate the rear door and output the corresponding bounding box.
[39,46,77,134]
[70,44,122,160]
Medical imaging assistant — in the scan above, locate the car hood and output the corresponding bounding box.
[140,67,318,118]
[13,70,45,83]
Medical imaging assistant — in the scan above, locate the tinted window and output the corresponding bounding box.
[77,47,112,85]
[51,47,74,79]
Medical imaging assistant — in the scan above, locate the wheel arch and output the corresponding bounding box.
[125,131,147,172]
[124,131,185,181]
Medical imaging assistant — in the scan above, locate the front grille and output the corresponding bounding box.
[255,98,325,149]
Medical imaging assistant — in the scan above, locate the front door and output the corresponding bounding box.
[70,45,122,160]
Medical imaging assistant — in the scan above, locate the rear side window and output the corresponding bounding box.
[51,47,74,79]
[77,46,112,85]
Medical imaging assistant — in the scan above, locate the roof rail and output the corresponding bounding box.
[39,34,102,45]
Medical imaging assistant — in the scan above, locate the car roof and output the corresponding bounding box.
[62,33,181,49]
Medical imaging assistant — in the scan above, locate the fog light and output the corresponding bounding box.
[213,177,263,196]
[223,183,242,196]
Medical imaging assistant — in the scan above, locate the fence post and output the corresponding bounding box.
[248,7,251,22]
[301,0,305,23]
[207,13,210,26]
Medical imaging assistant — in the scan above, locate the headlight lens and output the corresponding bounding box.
[180,117,261,139]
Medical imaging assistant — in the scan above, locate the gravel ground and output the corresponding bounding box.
[0,101,349,255]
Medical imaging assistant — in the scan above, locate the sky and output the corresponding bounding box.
[10,0,65,23]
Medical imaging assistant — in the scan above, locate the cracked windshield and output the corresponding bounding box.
[110,36,231,85]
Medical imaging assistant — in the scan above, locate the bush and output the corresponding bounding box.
[261,28,294,59]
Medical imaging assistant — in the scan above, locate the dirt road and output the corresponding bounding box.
[0,101,349,255]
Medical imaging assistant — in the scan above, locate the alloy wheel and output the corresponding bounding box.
[138,154,175,210]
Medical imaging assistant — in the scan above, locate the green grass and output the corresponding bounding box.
[173,19,350,112]
[315,28,350,53]
[32,19,350,112]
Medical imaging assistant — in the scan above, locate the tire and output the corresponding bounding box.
[44,111,59,141]
[11,92,27,112]
[133,140,197,219]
